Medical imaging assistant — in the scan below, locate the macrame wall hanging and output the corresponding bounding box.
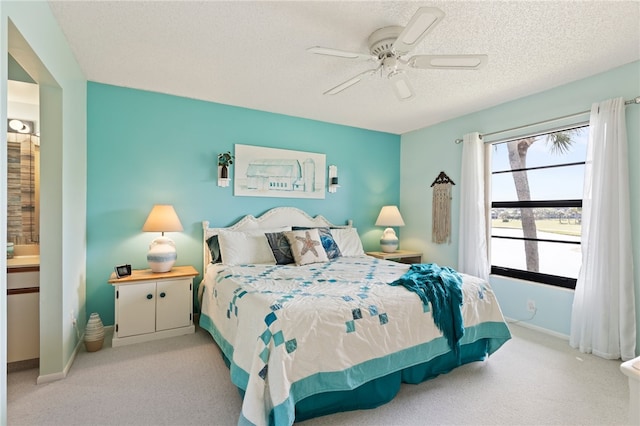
[430,171,455,244]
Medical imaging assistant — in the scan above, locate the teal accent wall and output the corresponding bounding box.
[401,61,640,348]
[87,82,400,325]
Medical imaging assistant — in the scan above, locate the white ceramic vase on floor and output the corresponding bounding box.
[84,312,105,352]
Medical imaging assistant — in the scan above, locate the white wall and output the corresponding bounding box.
[400,61,640,347]
[1,1,87,422]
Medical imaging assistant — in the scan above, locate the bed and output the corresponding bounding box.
[198,207,511,426]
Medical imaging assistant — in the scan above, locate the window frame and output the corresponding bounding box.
[488,124,589,290]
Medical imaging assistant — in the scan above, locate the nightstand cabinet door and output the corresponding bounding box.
[117,282,157,338]
[156,278,191,331]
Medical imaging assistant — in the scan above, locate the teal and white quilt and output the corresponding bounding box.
[199,256,510,426]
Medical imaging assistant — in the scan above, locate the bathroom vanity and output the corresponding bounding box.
[7,249,40,364]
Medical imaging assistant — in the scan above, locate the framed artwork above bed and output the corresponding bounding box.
[234,144,326,199]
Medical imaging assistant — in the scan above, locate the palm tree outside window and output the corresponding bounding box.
[490,125,589,289]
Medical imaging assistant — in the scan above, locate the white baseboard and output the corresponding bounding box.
[36,371,65,384]
[505,317,570,341]
[36,328,86,385]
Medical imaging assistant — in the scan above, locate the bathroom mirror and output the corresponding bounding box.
[7,66,40,249]
[6,130,40,245]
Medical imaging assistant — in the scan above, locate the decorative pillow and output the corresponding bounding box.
[284,229,329,266]
[292,226,342,259]
[218,227,291,265]
[330,228,365,257]
[265,232,295,265]
[206,235,222,264]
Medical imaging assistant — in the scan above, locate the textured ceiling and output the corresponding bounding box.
[47,1,640,135]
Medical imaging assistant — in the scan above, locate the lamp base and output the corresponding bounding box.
[147,236,177,273]
[380,227,399,253]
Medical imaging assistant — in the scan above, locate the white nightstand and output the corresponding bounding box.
[108,265,198,347]
[366,250,423,264]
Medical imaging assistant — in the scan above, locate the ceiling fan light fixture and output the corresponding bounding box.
[389,72,414,101]
[382,56,400,73]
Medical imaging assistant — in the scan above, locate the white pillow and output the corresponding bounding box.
[330,228,365,257]
[284,229,329,266]
[218,227,291,265]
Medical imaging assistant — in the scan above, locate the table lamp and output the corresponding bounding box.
[375,205,405,253]
[142,204,183,272]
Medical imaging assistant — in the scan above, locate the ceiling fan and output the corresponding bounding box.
[308,7,487,101]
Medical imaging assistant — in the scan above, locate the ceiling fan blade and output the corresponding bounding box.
[323,68,379,95]
[307,46,374,61]
[393,7,445,55]
[409,54,488,70]
[388,72,414,101]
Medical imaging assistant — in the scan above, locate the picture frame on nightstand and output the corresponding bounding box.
[114,264,132,278]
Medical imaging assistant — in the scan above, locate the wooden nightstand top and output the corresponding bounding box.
[366,250,423,263]
[108,265,199,285]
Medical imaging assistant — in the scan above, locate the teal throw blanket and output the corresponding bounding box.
[389,263,464,356]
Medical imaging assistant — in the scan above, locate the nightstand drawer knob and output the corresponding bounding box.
[160,292,166,298]
[146,294,153,300]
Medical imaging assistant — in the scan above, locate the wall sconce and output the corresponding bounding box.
[7,118,33,134]
[328,165,340,193]
[217,151,234,187]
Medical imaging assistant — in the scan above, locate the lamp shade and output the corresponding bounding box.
[375,205,405,227]
[142,205,183,233]
[143,205,183,273]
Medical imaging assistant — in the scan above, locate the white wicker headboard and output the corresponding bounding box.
[202,207,352,269]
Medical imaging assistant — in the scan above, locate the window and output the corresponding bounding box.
[490,125,589,289]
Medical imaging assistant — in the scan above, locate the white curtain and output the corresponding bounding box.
[458,132,490,281]
[570,97,636,361]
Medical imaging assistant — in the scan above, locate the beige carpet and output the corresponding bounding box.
[7,323,630,425]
